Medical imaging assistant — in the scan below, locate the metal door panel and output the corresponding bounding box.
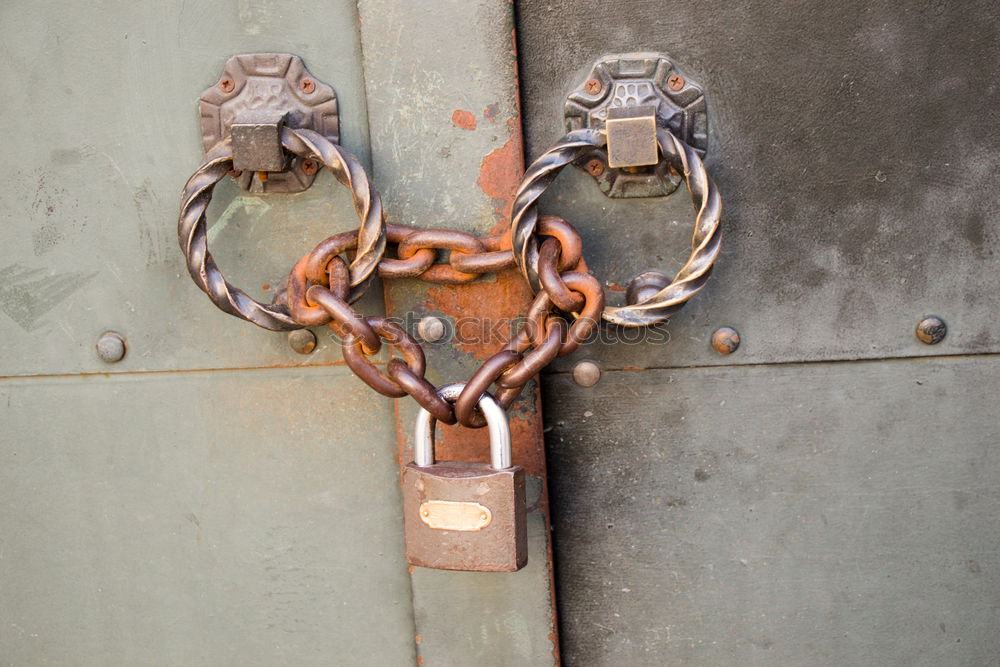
[515,0,1000,371]
[0,366,415,666]
[357,1,560,662]
[543,356,1000,665]
[0,1,375,376]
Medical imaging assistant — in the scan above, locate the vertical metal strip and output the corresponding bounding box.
[357,1,560,664]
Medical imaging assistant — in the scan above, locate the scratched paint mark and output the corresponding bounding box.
[134,178,170,265]
[0,264,98,331]
[208,196,272,244]
[451,109,477,131]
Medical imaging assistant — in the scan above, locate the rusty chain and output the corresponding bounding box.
[180,127,719,428]
[284,214,602,428]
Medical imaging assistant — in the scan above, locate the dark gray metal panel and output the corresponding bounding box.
[543,357,1000,665]
[0,366,416,666]
[0,1,377,376]
[516,0,1000,372]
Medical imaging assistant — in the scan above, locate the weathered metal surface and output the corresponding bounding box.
[517,0,1000,371]
[0,2,376,376]
[199,53,339,192]
[544,356,1000,665]
[0,366,415,665]
[357,0,560,662]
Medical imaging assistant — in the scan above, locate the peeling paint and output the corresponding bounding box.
[451,109,477,131]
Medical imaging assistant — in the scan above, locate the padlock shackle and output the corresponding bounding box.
[414,383,512,469]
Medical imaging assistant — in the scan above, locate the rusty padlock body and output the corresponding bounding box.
[401,384,527,572]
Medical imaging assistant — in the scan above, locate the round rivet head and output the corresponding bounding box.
[916,316,947,345]
[417,316,447,343]
[96,331,126,363]
[573,360,601,388]
[288,328,317,355]
[711,326,740,354]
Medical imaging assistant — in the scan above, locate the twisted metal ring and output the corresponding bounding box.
[178,127,385,330]
[510,128,722,327]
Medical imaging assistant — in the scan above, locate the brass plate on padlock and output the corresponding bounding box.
[419,500,493,532]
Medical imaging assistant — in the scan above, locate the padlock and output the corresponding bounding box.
[401,383,527,572]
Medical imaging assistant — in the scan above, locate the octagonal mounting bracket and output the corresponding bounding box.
[199,53,339,194]
[564,53,708,198]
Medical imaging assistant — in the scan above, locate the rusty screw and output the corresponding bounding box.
[288,328,318,355]
[711,326,740,354]
[584,78,602,95]
[96,331,127,363]
[667,74,685,91]
[915,316,947,345]
[301,159,319,176]
[300,78,315,94]
[585,158,605,177]
[219,77,235,93]
[573,360,601,388]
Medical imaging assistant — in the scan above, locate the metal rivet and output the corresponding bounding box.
[300,78,315,94]
[586,158,605,177]
[96,331,126,363]
[573,360,601,388]
[301,159,319,176]
[417,316,447,343]
[667,73,685,91]
[916,316,947,345]
[711,326,740,354]
[288,328,317,355]
[584,78,602,95]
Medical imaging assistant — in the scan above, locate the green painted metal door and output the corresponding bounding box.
[1,1,556,665]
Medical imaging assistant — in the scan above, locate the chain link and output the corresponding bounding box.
[281,213,599,427]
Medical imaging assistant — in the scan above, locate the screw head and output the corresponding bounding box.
[219,77,235,93]
[711,326,740,354]
[573,360,601,388]
[586,158,605,177]
[584,78,602,95]
[417,316,447,343]
[667,74,685,91]
[300,78,315,94]
[301,159,319,176]
[916,316,947,345]
[288,328,318,355]
[96,331,126,363]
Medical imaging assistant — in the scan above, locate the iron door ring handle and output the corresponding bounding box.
[177,127,386,331]
[510,127,722,327]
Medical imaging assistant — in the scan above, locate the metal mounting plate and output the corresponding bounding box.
[564,53,708,198]
[199,53,339,193]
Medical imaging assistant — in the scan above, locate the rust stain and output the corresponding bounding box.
[451,109,477,131]
[622,365,647,371]
[483,103,499,123]
[476,118,523,224]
